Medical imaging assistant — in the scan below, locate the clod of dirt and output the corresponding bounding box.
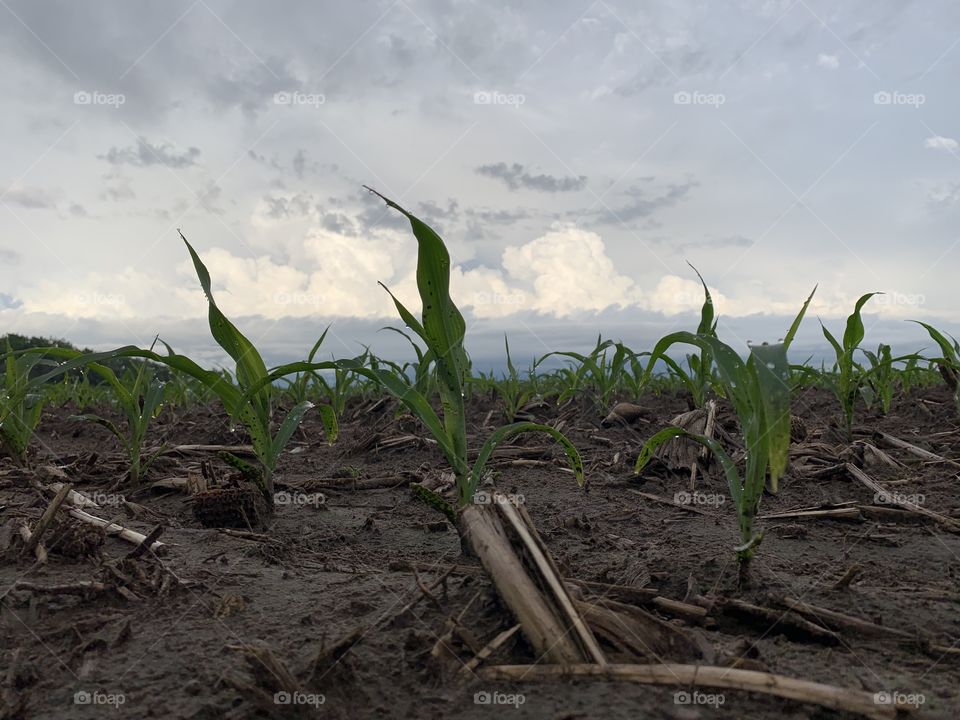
[192,485,269,529]
[48,515,105,559]
[601,402,648,427]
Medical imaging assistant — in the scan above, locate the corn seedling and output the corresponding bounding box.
[257,189,584,510]
[26,234,339,500]
[911,321,960,414]
[39,344,167,485]
[537,335,629,409]
[0,340,51,465]
[636,287,815,572]
[859,343,916,415]
[496,335,536,421]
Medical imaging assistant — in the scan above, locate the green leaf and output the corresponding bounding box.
[467,421,584,506]
[749,342,791,491]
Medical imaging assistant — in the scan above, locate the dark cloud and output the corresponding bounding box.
[582,181,696,224]
[99,138,200,168]
[261,192,315,220]
[465,207,533,225]
[68,203,89,217]
[476,163,587,193]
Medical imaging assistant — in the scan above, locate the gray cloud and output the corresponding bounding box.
[580,181,696,225]
[476,163,587,193]
[2,186,59,209]
[100,172,136,202]
[99,138,201,168]
[0,293,22,309]
[675,235,754,252]
[0,248,21,264]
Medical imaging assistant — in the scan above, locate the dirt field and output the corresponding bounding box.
[2,386,958,719]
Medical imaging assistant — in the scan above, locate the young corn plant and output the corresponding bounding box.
[496,335,535,422]
[635,288,815,574]
[26,235,339,501]
[362,190,584,507]
[256,189,584,511]
[0,340,50,465]
[819,292,881,437]
[536,335,628,409]
[658,264,719,408]
[859,343,919,416]
[39,346,167,485]
[911,321,960,414]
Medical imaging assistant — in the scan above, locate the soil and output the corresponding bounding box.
[1,385,959,719]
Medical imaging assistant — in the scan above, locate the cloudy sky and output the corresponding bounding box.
[1,0,958,370]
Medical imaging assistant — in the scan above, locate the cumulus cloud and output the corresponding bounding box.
[501,226,638,316]
[476,163,587,193]
[816,53,839,69]
[924,136,959,152]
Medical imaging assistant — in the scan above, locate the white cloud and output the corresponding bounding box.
[924,136,959,152]
[816,53,839,69]
[501,226,639,317]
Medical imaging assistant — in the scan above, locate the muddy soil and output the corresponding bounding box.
[1,386,958,719]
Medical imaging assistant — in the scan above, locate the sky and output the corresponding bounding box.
[1,0,958,371]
